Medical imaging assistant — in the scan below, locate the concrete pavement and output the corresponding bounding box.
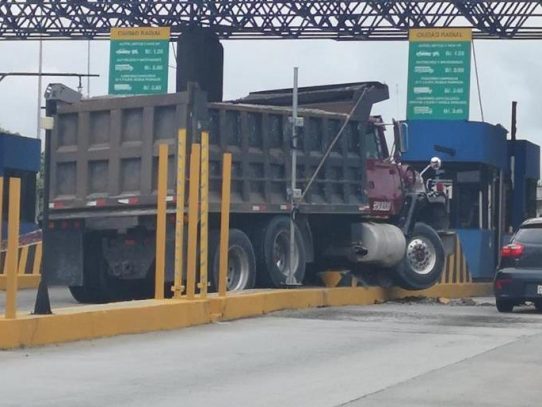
[0,299,541,406]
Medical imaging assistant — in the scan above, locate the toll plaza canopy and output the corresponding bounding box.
[1,1,542,40]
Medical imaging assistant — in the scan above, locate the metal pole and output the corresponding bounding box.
[87,40,91,97]
[36,39,43,139]
[33,98,54,315]
[286,67,299,286]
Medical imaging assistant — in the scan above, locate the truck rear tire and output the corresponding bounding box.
[254,216,306,288]
[393,222,445,290]
[68,285,106,304]
[209,229,256,291]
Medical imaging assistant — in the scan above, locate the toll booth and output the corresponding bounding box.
[0,132,41,237]
[402,121,540,280]
[508,139,540,230]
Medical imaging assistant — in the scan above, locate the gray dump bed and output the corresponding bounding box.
[50,83,388,217]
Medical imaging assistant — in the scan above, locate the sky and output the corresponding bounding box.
[0,38,541,148]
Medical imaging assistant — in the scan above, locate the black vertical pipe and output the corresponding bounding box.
[176,29,224,102]
[511,101,517,141]
[33,98,54,315]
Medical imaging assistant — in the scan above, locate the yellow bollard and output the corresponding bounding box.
[32,242,42,275]
[173,129,187,299]
[18,245,29,275]
[186,143,201,299]
[155,144,168,300]
[5,178,21,319]
[218,153,232,297]
[0,177,3,275]
[199,132,209,298]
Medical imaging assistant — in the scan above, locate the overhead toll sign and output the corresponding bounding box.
[407,28,472,121]
[109,27,170,95]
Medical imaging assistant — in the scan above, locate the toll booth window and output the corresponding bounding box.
[457,185,482,229]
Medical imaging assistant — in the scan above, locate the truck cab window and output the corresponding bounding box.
[365,125,381,159]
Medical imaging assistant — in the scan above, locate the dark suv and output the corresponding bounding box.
[494,218,542,313]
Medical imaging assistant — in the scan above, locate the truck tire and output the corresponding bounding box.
[68,285,106,304]
[496,299,514,313]
[393,222,445,290]
[209,229,256,291]
[254,216,306,288]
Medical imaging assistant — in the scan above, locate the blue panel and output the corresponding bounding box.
[402,120,508,170]
[0,133,41,173]
[508,140,540,180]
[456,229,496,279]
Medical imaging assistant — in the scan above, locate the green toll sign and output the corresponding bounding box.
[407,28,472,121]
[109,27,170,95]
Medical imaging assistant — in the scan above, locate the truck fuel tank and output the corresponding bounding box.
[350,223,406,268]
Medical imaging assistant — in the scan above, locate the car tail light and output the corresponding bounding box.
[500,243,524,259]
[495,278,513,290]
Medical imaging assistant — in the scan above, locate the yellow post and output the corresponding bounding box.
[32,242,42,275]
[18,246,29,275]
[155,144,168,300]
[199,132,209,298]
[218,153,232,297]
[0,177,3,275]
[186,143,201,299]
[5,178,21,319]
[172,129,187,299]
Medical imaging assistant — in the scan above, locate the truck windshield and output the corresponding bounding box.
[365,125,381,159]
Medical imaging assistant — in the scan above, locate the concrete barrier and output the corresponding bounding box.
[0,282,492,349]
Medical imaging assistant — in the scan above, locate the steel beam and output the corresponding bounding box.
[1,1,542,40]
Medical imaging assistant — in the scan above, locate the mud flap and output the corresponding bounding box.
[438,230,456,257]
[43,230,84,286]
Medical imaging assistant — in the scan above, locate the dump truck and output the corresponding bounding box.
[44,82,449,303]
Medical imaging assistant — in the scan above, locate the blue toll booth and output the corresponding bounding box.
[0,132,41,236]
[402,120,540,280]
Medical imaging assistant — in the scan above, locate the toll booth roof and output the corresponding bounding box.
[401,120,508,171]
[0,133,41,174]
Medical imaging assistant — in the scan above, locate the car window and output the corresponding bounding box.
[514,228,542,244]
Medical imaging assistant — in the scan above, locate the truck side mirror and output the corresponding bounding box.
[393,119,409,154]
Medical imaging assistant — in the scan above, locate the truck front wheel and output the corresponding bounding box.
[254,216,306,288]
[393,222,445,290]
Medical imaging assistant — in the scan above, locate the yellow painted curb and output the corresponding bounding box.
[0,275,40,290]
[0,283,493,349]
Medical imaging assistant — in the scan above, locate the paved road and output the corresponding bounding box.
[1,298,542,406]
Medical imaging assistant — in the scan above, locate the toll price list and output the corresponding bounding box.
[407,39,471,120]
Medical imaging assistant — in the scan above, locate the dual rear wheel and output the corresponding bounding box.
[209,216,307,291]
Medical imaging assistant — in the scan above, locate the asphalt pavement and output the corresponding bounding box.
[1,296,542,406]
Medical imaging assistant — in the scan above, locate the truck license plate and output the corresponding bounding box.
[537,285,542,295]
